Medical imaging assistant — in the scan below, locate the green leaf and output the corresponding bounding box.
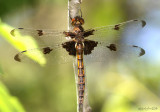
[0,82,26,112]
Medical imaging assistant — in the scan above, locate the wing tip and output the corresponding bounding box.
[10,28,25,37]
[139,48,145,56]
[14,54,21,62]
[10,29,15,37]
[141,20,146,28]
[132,45,145,57]
[133,19,146,28]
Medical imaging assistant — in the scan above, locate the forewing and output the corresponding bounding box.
[85,19,146,42]
[10,28,69,46]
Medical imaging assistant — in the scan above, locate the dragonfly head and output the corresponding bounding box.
[71,16,84,26]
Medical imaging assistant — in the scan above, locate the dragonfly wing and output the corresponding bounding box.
[85,19,146,42]
[14,44,75,64]
[10,28,69,46]
[84,42,145,64]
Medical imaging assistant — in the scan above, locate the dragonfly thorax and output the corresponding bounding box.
[75,35,84,43]
[72,25,85,43]
[73,25,84,34]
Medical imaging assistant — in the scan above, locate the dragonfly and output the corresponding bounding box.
[10,16,146,109]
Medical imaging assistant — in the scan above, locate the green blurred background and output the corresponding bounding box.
[0,0,160,112]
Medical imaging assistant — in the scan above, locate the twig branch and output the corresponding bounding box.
[68,0,82,29]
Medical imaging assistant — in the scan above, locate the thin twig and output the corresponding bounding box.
[68,0,82,29]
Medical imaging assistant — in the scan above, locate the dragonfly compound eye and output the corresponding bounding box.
[71,16,85,26]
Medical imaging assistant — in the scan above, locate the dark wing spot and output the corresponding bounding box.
[132,45,138,47]
[84,40,98,55]
[18,28,24,29]
[133,19,138,21]
[139,48,145,56]
[132,45,145,56]
[141,20,146,27]
[14,54,21,62]
[37,30,43,36]
[21,50,27,53]
[14,50,27,62]
[114,24,120,30]
[43,47,53,54]
[83,29,95,38]
[62,41,76,56]
[107,44,117,51]
[10,29,15,36]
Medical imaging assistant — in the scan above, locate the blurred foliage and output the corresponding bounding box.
[0,0,38,17]
[0,0,160,112]
[0,64,3,75]
[82,0,126,27]
[0,81,25,112]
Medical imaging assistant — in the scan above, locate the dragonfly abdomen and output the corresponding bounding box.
[76,43,85,110]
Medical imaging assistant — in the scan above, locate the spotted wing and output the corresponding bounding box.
[84,19,146,42]
[14,44,75,64]
[10,28,68,46]
[83,41,145,64]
